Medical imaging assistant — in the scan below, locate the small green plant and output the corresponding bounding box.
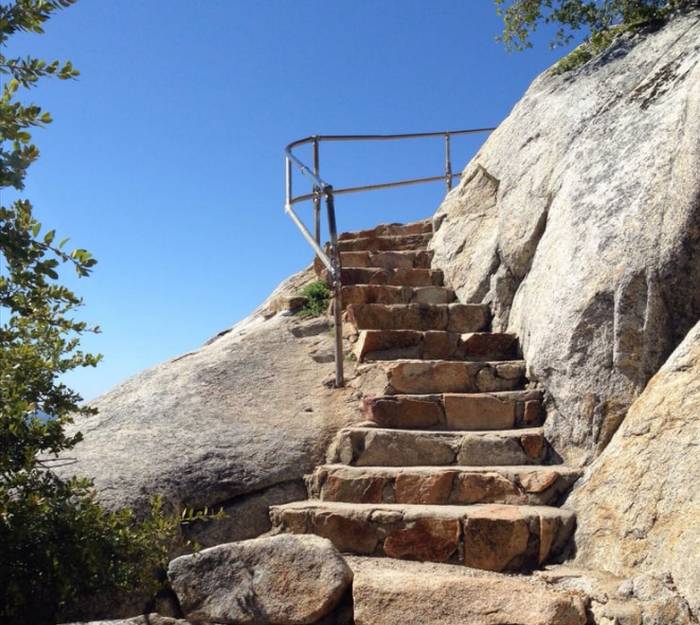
[297,280,332,318]
[551,25,623,74]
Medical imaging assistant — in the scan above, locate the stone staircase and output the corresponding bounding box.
[270,219,580,573]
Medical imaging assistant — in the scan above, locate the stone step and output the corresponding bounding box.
[337,233,432,253]
[362,390,543,430]
[353,330,519,362]
[341,285,455,307]
[345,303,490,333]
[308,464,582,506]
[328,427,549,467]
[269,500,576,572]
[340,250,433,270]
[338,220,432,241]
[358,359,528,395]
[349,557,588,625]
[340,267,444,287]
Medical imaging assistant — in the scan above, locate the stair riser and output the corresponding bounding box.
[338,221,432,240]
[363,391,543,430]
[269,504,575,572]
[308,468,580,506]
[360,360,527,395]
[354,331,519,362]
[342,285,455,307]
[340,250,433,270]
[328,429,548,467]
[339,267,444,287]
[337,233,432,252]
[345,303,490,333]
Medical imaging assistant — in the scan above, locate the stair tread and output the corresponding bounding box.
[316,463,580,476]
[343,425,545,435]
[273,499,574,517]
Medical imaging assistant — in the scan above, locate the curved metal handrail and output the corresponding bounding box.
[284,127,496,387]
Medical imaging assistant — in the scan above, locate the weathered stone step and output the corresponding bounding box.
[340,267,444,287]
[345,303,490,333]
[340,250,433,270]
[349,556,588,625]
[269,500,576,572]
[328,427,548,467]
[308,464,582,506]
[338,220,432,240]
[341,285,455,307]
[354,330,519,362]
[337,233,432,253]
[362,390,543,430]
[358,359,528,395]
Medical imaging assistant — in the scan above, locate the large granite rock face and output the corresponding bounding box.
[431,9,700,464]
[168,535,352,625]
[56,268,361,546]
[568,320,700,621]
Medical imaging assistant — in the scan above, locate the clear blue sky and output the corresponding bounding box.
[6,1,578,401]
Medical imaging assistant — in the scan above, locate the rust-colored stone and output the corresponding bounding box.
[312,512,379,554]
[520,433,545,459]
[539,515,560,564]
[362,396,443,429]
[519,470,560,494]
[523,400,543,425]
[460,333,518,359]
[322,474,386,504]
[444,394,516,430]
[452,472,521,504]
[462,510,531,571]
[384,518,461,562]
[394,472,455,504]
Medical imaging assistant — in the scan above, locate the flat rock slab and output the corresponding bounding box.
[349,557,587,625]
[269,501,575,572]
[341,285,455,306]
[357,359,527,394]
[327,426,548,466]
[353,330,518,362]
[363,390,543,430]
[168,534,352,625]
[308,464,581,506]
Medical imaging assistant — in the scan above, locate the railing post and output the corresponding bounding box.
[313,137,321,244]
[444,133,453,191]
[285,156,292,211]
[324,186,344,388]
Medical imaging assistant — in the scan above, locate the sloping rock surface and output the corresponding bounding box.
[168,535,352,625]
[568,320,700,620]
[431,9,700,463]
[56,269,361,545]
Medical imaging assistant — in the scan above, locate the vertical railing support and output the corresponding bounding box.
[313,137,321,244]
[324,186,344,388]
[444,133,453,191]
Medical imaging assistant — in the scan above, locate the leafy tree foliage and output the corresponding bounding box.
[0,3,220,623]
[495,0,695,51]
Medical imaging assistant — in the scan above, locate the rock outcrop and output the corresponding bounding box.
[168,535,352,625]
[57,268,361,546]
[568,319,700,620]
[430,9,700,464]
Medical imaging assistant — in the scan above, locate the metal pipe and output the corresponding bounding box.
[324,187,344,388]
[285,203,334,272]
[285,127,496,150]
[285,156,292,211]
[313,137,321,244]
[445,134,453,191]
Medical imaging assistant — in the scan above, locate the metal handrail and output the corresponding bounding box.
[284,127,496,388]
